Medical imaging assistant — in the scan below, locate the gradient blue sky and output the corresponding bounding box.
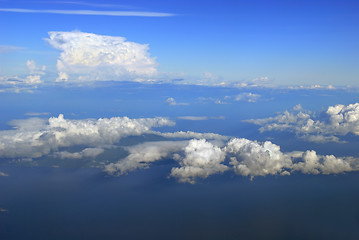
[0,0,358,86]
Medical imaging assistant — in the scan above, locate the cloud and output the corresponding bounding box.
[55,147,104,159]
[0,8,174,17]
[0,45,22,54]
[177,116,226,121]
[291,150,355,175]
[104,137,359,182]
[0,208,8,212]
[104,141,187,175]
[245,103,359,143]
[1,114,359,183]
[26,60,46,75]
[159,131,228,141]
[226,138,292,179]
[287,85,336,90]
[235,92,261,102]
[0,171,9,177]
[170,139,228,183]
[0,114,174,159]
[165,97,188,106]
[45,31,158,82]
[25,112,50,116]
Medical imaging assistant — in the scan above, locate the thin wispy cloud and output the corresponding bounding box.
[0,45,23,54]
[0,8,175,17]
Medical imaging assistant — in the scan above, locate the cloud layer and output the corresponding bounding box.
[1,114,358,183]
[104,138,359,183]
[245,103,359,142]
[0,114,173,159]
[45,31,158,82]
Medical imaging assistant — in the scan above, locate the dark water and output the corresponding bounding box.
[1,166,359,240]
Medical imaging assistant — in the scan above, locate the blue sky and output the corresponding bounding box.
[0,0,358,86]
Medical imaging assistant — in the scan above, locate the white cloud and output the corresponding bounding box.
[0,114,174,159]
[287,85,336,90]
[170,139,228,183]
[226,138,292,179]
[165,97,188,106]
[159,131,228,141]
[177,116,225,121]
[235,92,261,102]
[0,45,22,54]
[55,147,104,159]
[25,112,50,116]
[177,116,208,121]
[0,171,9,177]
[245,103,359,143]
[26,60,46,75]
[45,31,158,82]
[1,114,359,183]
[104,141,187,175]
[0,8,174,17]
[291,150,354,175]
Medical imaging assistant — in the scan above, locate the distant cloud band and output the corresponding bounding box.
[0,8,175,17]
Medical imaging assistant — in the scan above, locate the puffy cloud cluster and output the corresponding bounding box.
[1,114,358,183]
[245,103,359,143]
[290,150,355,175]
[226,138,292,178]
[170,139,228,183]
[45,31,158,82]
[0,114,174,159]
[104,137,359,183]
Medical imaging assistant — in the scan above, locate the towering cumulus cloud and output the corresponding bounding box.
[45,31,158,82]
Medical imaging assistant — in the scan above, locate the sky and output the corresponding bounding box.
[0,0,358,86]
[1,1,359,239]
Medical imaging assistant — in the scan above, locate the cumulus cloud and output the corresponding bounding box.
[103,136,359,182]
[170,139,228,183]
[291,150,355,175]
[226,138,292,178]
[26,60,46,75]
[0,114,174,159]
[1,114,359,183]
[235,92,261,102]
[245,103,359,143]
[45,31,158,82]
